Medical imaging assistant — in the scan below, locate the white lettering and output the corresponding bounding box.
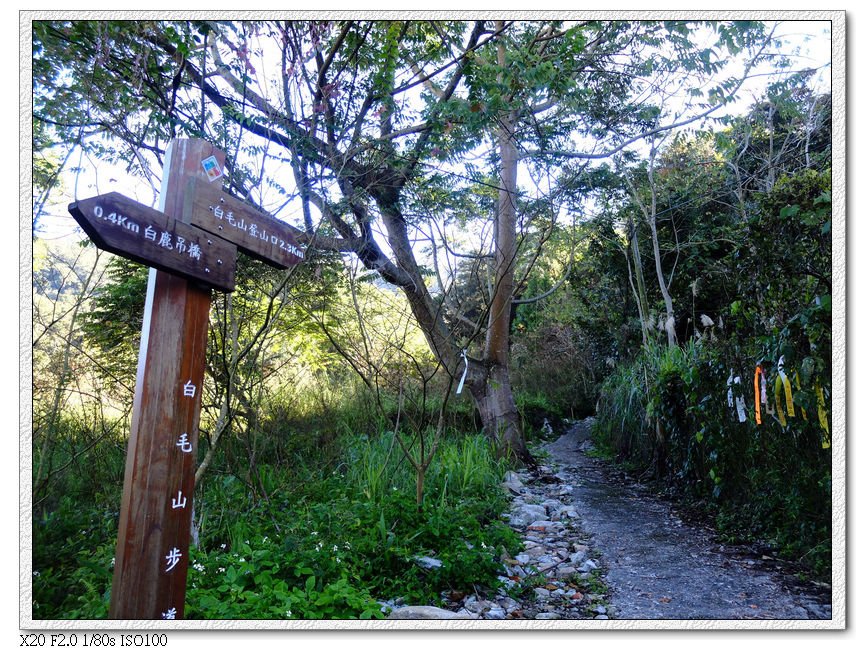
[176,433,193,453]
[171,490,188,509]
[165,547,182,572]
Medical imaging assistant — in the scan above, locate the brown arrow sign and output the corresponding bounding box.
[69,192,237,292]
[184,178,305,269]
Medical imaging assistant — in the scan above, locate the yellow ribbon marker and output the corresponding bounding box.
[816,380,830,448]
[774,373,790,426]
[774,356,795,426]
[792,371,806,420]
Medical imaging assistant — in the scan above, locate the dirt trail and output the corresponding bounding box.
[542,419,832,620]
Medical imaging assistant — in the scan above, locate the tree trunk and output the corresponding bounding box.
[626,214,651,346]
[467,361,532,464]
[471,48,533,465]
[648,214,678,347]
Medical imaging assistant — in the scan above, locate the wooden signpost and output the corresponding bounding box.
[67,138,304,620]
[184,178,305,269]
[69,192,237,292]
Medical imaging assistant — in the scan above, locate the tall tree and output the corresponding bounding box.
[33,19,781,463]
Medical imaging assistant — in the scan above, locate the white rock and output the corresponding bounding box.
[507,565,527,578]
[557,565,578,579]
[388,606,474,620]
[465,599,486,614]
[414,556,443,570]
[509,505,547,527]
[504,470,523,486]
[502,471,524,494]
[497,597,519,611]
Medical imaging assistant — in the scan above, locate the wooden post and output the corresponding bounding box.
[109,139,225,620]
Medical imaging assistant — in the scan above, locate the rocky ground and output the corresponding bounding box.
[387,418,833,621]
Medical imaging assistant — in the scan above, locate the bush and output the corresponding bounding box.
[33,417,519,619]
[594,334,831,580]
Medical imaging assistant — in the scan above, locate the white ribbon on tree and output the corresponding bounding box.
[456,349,468,395]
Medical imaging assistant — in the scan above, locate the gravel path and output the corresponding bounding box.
[542,418,832,620]
[387,419,831,621]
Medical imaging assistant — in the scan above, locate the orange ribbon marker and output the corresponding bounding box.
[754,365,763,425]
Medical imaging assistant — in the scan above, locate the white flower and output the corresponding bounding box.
[286,610,292,617]
[335,557,341,564]
[32,571,40,577]
[193,562,206,572]
[332,545,339,553]
[311,531,318,537]
[220,544,227,550]
[218,567,226,573]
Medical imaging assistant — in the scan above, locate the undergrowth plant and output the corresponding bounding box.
[32,408,520,619]
[594,333,831,579]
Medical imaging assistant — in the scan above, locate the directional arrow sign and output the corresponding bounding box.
[69,192,237,292]
[184,178,305,269]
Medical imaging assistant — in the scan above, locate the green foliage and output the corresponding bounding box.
[79,257,148,386]
[32,497,117,619]
[512,222,634,420]
[185,538,383,620]
[32,404,519,619]
[594,164,832,577]
[595,330,831,580]
[592,96,832,578]
[32,18,832,617]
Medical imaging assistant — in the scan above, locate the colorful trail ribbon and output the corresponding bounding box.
[816,379,830,448]
[754,365,764,425]
[775,356,794,427]
[734,375,747,423]
[792,371,806,420]
[456,349,468,395]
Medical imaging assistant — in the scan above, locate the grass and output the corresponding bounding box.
[32,411,521,619]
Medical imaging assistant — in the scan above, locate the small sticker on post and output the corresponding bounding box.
[201,156,223,182]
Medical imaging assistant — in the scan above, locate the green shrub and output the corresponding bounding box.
[33,416,520,619]
[594,333,831,580]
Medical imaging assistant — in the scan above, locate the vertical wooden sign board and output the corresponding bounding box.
[109,139,225,620]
